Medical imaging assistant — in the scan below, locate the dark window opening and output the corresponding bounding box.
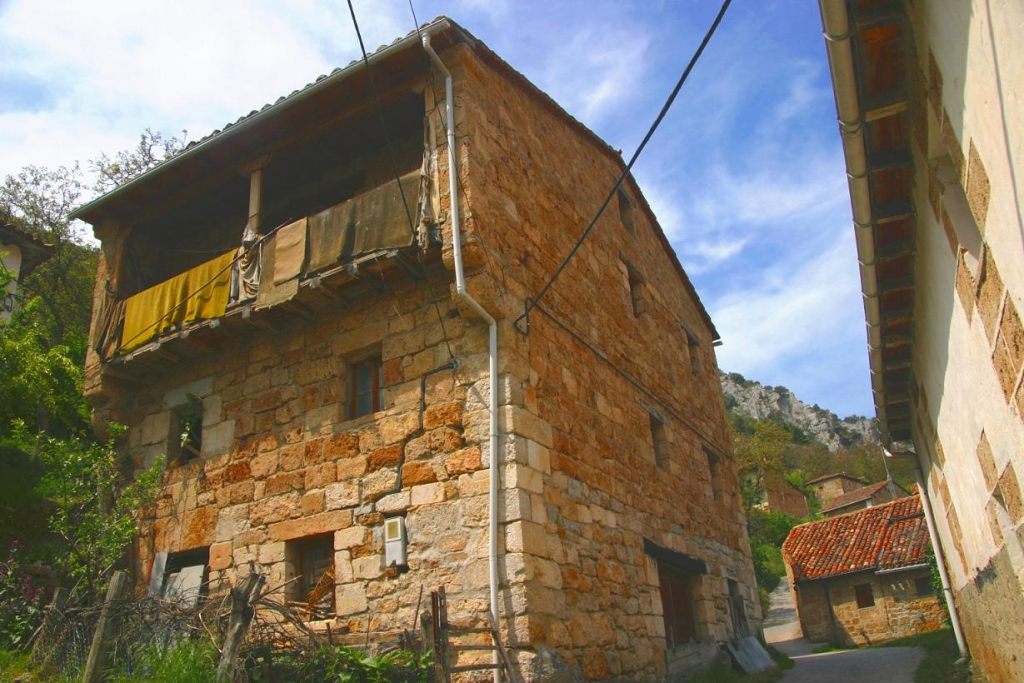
[855,582,875,608]
[158,547,209,607]
[287,534,335,620]
[625,262,647,317]
[704,446,724,501]
[350,356,383,419]
[169,395,204,465]
[915,577,934,597]
[618,188,636,233]
[644,404,668,468]
[728,579,750,638]
[684,326,702,377]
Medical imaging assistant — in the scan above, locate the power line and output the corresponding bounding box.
[513,0,733,336]
[533,300,732,456]
[345,0,455,361]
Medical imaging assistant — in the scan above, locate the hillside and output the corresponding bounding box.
[720,372,879,452]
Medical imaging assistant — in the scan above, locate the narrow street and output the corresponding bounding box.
[764,579,924,682]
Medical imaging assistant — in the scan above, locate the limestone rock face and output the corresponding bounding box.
[719,372,879,451]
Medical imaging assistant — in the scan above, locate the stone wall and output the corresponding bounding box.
[794,570,945,646]
[449,44,759,680]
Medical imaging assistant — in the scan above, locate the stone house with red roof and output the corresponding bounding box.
[782,496,944,646]
[805,473,869,507]
[69,17,759,681]
[820,479,910,518]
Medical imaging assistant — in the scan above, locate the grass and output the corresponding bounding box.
[878,628,973,683]
[0,649,33,681]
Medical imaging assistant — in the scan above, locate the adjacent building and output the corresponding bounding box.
[820,480,909,518]
[819,1,1024,679]
[71,18,759,680]
[0,222,54,321]
[783,496,944,646]
[806,473,870,507]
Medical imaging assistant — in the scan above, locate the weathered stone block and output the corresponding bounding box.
[402,461,437,486]
[367,444,402,471]
[411,482,446,506]
[445,447,481,476]
[335,584,368,616]
[337,456,368,481]
[209,542,232,570]
[269,509,352,541]
[362,468,399,502]
[376,491,411,514]
[335,526,367,550]
[326,481,359,510]
[352,555,382,580]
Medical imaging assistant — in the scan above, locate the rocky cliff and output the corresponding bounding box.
[720,372,879,451]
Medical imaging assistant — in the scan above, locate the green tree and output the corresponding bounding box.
[89,128,188,193]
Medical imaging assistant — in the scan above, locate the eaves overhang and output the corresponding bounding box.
[818,0,916,445]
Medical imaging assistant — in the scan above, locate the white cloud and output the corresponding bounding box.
[538,25,651,123]
[711,231,862,373]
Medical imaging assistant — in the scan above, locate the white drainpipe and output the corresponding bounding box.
[422,34,502,683]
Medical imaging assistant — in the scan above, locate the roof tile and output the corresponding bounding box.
[782,495,928,582]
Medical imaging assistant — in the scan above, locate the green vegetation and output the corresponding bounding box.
[879,629,973,682]
[245,644,433,683]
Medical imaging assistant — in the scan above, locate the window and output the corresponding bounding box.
[169,395,203,465]
[645,539,706,650]
[287,534,335,619]
[150,547,209,607]
[350,356,383,419]
[643,403,668,467]
[915,577,934,597]
[618,188,636,233]
[704,446,723,501]
[626,266,643,317]
[855,582,875,608]
[684,327,702,377]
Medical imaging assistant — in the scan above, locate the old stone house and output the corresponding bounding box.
[805,473,869,507]
[783,496,944,646]
[70,17,759,681]
[820,480,909,518]
[819,1,1024,679]
[763,478,810,519]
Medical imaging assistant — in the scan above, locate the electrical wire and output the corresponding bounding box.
[348,0,455,362]
[513,0,733,335]
[534,301,732,456]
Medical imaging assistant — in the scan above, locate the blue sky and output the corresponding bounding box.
[0,0,873,418]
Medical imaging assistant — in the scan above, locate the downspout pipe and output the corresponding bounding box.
[911,459,969,659]
[422,34,502,683]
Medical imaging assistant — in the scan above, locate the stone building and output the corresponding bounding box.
[0,221,54,321]
[819,1,1024,679]
[783,496,944,646]
[805,473,869,507]
[820,480,909,518]
[70,17,759,681]
[763,478,810,519]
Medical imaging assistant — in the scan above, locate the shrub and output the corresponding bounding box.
[0,541,44,649]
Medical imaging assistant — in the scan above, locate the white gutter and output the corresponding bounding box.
[818,0,888,433]
[422,34,502,683]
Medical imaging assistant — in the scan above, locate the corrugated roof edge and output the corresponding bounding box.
[69,16,457,223]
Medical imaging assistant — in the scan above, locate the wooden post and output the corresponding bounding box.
[82,571,129,683]
[217,573,264,682]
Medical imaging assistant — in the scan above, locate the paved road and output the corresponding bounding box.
[764,579,924,683]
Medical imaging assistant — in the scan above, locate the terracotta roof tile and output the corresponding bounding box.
[782,495,928,582]
[820,480,892,513]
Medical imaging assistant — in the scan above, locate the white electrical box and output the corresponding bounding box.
[384,517,407,567]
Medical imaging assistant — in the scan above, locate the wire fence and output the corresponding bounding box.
[29,574,429,682]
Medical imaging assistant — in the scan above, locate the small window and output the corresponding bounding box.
[704,446,723,501]
[287,534,335,620]
[685,328,701,377]
[169,395,203,465]
[350,356,383,419]
[644,403,668,468]
[618,188,636,233]
[659,564,697,648]
[855,582,875,608]
[915,577,934,597]
[157,547,209,607]
[622,261,646,317]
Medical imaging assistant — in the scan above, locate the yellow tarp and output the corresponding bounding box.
[121,249,236,352]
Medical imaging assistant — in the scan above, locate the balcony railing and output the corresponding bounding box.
[97,171,424,362]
